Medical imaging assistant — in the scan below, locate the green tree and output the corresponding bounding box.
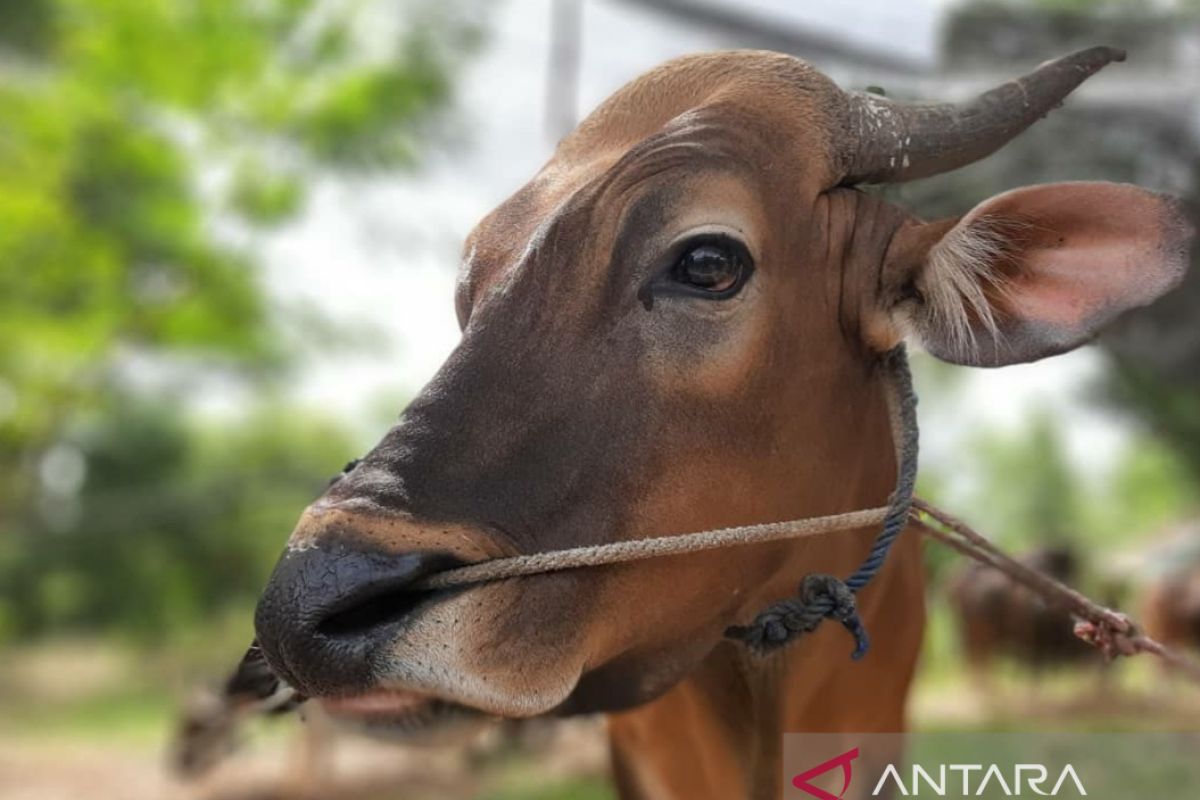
[0,396,359,639]
[968,410,1082,548]
[0,0,483,639]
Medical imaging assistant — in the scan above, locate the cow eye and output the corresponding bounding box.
[668,236,752,298]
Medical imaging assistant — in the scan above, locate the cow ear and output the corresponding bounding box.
[881,182,1193,367]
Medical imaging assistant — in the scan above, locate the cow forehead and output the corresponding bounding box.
[457,92,832,324]
[554,50,841,167]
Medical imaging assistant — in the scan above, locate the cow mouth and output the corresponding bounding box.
[319,689,490,744]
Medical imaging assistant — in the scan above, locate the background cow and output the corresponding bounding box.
[947,545,1103,695]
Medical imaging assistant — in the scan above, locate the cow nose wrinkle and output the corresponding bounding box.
[253,546,464,696]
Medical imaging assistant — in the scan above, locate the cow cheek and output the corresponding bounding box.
[642,285,771,401]
[374,576,598,716]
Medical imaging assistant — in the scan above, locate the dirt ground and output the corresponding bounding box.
[3,655,1199,800]
[0,716,611,800]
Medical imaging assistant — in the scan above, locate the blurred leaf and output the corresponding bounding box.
[0,0,57,58]
[227,160,305,225]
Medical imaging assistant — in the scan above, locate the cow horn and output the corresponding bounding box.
[841,46,1126,185]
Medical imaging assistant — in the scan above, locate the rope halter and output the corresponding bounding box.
[725,345,918,658]
[401,345,920,662]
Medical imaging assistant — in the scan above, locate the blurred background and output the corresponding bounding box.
[1,0,1199,797]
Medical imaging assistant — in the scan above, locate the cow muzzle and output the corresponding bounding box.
[252,504,526,736]
[254,542,463,696]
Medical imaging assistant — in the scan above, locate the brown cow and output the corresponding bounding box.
[1141,567,1200,655]
[251,48,1192,798]
[947,546,1101,690]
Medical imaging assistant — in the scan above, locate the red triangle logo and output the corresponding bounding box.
[792,747,860,800]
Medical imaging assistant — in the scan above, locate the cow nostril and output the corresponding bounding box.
[312,552,466,641]
[317,583,433,639]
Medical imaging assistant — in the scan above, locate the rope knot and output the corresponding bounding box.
[1073,615,1140,660]
[724,574,869,659]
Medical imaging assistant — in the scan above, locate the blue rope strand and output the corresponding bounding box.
[725,345,919,659]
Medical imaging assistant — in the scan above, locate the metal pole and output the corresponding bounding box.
[545,0,584,144]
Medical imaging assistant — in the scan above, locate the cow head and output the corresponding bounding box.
[253,48,1191,739]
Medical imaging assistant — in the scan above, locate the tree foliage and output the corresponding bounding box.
[0,398,357,640]
[0,0,481,639]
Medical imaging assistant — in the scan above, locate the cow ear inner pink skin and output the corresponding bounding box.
[885,181,1193,367]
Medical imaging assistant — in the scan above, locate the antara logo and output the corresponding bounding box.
[871,763,1087,796]
[792,748,1088,798]
[792,747,860,800]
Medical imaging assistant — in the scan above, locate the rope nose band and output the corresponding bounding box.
[400,346,919,662]
[411,506,891,591]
